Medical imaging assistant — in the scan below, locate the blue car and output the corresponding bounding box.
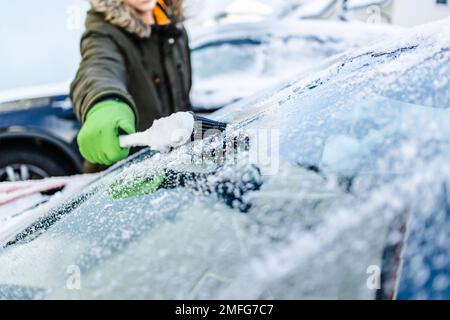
[0,20,398,182]
[0,86,83,182]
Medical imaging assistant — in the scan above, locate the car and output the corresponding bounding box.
[0,84,83,182]
[0,17,448,299]
[189,19,401,111]
[0,0,87,182]
[281,0,338,20]
[0,20,399,182]
[185,0,287,26]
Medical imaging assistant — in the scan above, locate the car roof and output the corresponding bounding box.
[0,82,70,105]
[189,18,403,49]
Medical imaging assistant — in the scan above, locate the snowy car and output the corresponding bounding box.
[0,18,449,300]
[0,20,399,182]
[190,19,401,110]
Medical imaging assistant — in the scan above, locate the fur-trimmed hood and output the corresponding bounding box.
[89,0,184,38]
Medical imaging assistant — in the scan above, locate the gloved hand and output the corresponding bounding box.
[119,112,194,153]
[77,100,136,165]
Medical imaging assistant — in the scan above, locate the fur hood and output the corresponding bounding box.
[89,0,184,38]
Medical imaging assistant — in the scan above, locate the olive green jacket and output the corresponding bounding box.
[70,1,192,131]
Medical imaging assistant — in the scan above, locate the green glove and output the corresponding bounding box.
[77,100,136,165]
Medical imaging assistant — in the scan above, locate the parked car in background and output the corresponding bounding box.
[189,19,401,110]
[0,20,400,181]
[184,0,286,26]
[0,18,448,299]
[0,0,86,182]
[0,84,83,182]
[282,0,338,20]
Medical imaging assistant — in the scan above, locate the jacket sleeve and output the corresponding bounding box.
[70,31,137,123]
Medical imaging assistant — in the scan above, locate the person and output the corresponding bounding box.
[70,0,192,171]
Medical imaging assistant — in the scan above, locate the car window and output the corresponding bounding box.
[192,39,263,78]
[1,23,449,300]
[191,33,348,110]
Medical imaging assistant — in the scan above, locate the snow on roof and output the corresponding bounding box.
[0,81,70,104]
[225,0,274,16]
[189,18,403,49]
[345,0,392,11]
[293,0,338,19]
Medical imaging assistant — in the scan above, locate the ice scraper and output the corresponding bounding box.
[119,112,227,153]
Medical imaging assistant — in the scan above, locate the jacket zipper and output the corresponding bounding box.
[177,63,189,109]
[158,36,175,113]
[153,74,165,111]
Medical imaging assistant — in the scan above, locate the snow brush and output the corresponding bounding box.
[119,113,228,152]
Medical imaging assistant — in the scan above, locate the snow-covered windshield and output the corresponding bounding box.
[0,19,449,300]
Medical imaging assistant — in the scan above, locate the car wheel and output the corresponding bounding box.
[0,147,69,182]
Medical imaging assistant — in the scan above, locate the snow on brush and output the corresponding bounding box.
[119,112,194,152]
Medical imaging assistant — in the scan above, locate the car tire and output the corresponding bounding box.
[0,146,70,182]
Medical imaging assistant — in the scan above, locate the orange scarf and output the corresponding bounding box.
[152,0,172,25]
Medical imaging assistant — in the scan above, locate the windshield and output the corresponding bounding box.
[0,0,86,92]
[0,20,449,300]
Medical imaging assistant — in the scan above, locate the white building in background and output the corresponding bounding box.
[341,0,450,26]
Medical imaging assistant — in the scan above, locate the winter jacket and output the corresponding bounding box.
[70,0,192,132]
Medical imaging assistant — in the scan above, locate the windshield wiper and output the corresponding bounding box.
[3,188,97,248]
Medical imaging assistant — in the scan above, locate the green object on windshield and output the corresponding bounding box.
[77,100,136,165]
[108,170,167,200]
